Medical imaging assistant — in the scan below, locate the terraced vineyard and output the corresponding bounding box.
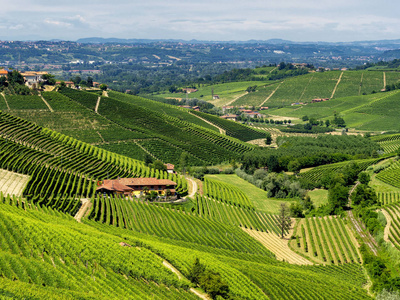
[300,158,383,182]
[88,194,268,254]
[59,87,255,165]
[376,160,400,188]
[0,198,198,299]
[191,110,266,142]
[204,177,254,208]
[383,203,400,250]
[0,110,188,203]
[371,133,400,153]
[193,195,280,234]
[378,192,400,205]
[291,216,361,265]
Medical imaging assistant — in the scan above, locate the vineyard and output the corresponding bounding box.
[191,110,266,142]
[0,110,188,207]
[58,87,255,165]
[371,133,400,153]
[376,160,400,188]
[299,157,383,182]
[377,192,400,205]
[383,203,400,250]
[290,216,361,265]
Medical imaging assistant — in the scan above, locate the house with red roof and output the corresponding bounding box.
[96,178,177,197]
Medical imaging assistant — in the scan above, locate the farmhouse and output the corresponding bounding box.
[21,71,48,86]
[220,114,238,121]
[182,88,198,93]
[56,81,75,87]
[0,69,8,77]
[243,112,263,118]
[96,178,177,197]
[311,98,329,103]
[165,163,175,174]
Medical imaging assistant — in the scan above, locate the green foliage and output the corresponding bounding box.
[327,184,349,215]
[351,184,378,207]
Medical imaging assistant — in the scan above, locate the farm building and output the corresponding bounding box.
[220,114,238,121]
[0,69,8,77]
[96,178,177,197]
[21,71,48,86]
[165,163,175,174]
[311,98,329,103]
[213,95,220,100]
[182,88,198,93]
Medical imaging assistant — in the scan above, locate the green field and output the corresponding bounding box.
[205,174,296,214]
[156,80,271,106]
[268,90,400,131]
[307,189,329,208]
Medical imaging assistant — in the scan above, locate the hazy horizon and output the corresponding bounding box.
[1,1,399,43]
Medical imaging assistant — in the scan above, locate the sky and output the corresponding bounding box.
[0,0,399,42]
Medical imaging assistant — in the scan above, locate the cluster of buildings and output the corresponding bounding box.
[96,177,177,198]
[220,107,266,122]
[0,69,48,87]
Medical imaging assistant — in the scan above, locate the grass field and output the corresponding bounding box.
[307,189,329,208]
[267,90,400,131]
[205,174,296,214]
[156,81,271,106]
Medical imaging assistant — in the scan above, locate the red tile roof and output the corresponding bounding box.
[119,178,177,186]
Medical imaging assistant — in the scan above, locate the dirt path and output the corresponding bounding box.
[330,72,343,99]
[162,260,183,280]
[381,209,392,243]
[185,176,198,198]
[95,96,101,113]
[102,90,108,97]
[190,288,210,300]
[189,111,226,135]
[242,227,313,265]
[299,74,314,102]
[1,93,10,110]
[38,93,54,112]
[259,82,283,107]
[74,198,91,222]
[163,260,210,299]
[358,73,364,96]
[383,72,387,89]
[348,182,378,255]
[96,131,105,143]
[224,92,248,106]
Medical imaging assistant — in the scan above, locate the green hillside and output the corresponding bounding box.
[4,89,257,166]
[154,70,400,109]
[268,90,400,131]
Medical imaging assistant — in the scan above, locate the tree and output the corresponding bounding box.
[199,270,230,299]
[188,258,206,285]
[325,119,330,127]
[358,172,370,185]
[290,202,304,218]
[328,183,349,214]
[277,203,292,238]
[287,160,301,174]
[151,160,167,172]
[99,83,108,91]
[87,76,93,87]
[351,184,377,207]
[144,153,153,166]
[265,132,272,145]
